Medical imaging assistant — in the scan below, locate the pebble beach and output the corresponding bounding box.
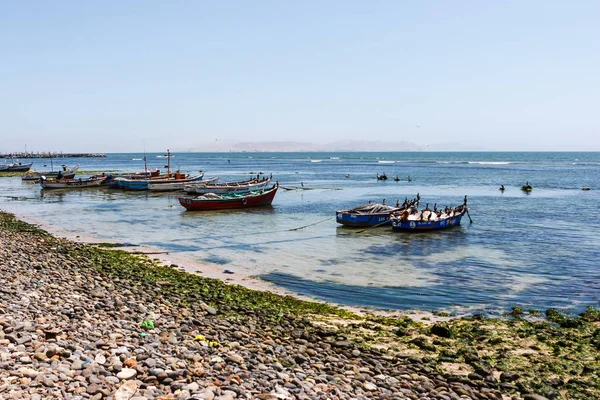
[1,211,598,400]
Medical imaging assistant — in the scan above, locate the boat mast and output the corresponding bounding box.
[143,141,148,176]
[167,149,171,177]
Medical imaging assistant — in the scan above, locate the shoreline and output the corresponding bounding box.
[8,209,434,321]
[1,210,599,399]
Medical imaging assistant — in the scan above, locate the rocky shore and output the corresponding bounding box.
[0,211,598,400]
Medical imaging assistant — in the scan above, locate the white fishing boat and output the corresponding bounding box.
[184,177,272,194]
[147,176,219,192]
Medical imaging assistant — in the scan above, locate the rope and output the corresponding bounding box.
[355,219,393,233]
[287,216,333,231]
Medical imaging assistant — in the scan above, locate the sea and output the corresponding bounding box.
[1,152,599,315]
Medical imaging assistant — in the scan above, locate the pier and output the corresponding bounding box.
[0,152,106,159]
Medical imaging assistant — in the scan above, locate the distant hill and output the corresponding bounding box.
[183,140,482,152]
[186,140,422,152]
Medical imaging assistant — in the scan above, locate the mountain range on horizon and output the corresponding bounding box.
[181,140,484,152]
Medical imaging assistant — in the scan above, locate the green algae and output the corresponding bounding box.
[2,209,599,399]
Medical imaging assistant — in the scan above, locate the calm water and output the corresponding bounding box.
[1,152,599,314]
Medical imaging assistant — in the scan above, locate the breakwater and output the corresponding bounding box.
[0,152,106,158]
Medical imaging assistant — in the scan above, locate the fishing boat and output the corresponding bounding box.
[0,161,33,172]
[21,164,80,182]
[40,175,107,189]
[183,176,272,194]
[390,196,469,232]
[336,196,420,227]
[178,183,279,211]
[113,172,205,190]
[147,176,218,192]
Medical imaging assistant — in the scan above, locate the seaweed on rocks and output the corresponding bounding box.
[1,210,599,399]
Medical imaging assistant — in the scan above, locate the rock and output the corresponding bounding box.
[117,368,137,380]
[523,395,550,400]
[87,383,104,395]
[19,367,39,378]
[430,323,452,338]
[115,380,138,400]
[362,382,378,391]
[95,354,106,365]
[207,307,217,315]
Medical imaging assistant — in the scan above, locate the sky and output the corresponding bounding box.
[1,1,599,152]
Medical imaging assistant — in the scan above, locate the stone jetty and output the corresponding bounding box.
[0,211,598,399]
[0,152,106,159]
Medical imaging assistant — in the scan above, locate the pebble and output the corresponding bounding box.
[0,213,556,400]
[117,368,137,380]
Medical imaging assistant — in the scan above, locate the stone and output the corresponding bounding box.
[117,368,137,380]
[115,380,138,400]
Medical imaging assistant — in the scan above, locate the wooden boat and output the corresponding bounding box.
[178,183,279,211]
[0,161,33,172]
[22,164,80,182]
[147,176,219,192]
[390,196,468,232]
[40,175,106,189]
[336,196,420,227]
[184,176,272,194]
[113,172,205,190]
[337,203,400,227]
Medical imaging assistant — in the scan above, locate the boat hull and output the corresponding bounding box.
[391,214,464,231]
[41,177,105,189]
[147,176,218,192]
[178,184,278,211]
[0,162,33,172]
[116,173,205,191]
[336,211,393,227]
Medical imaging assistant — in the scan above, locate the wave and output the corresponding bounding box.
[330,157,340,160]
[378,160,395,164]
[468,161,513,165]
[131,158,142,161]
[310,160,322,163]
[432,161,513,165]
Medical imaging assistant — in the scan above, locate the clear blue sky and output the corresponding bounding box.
[1,1,598,152]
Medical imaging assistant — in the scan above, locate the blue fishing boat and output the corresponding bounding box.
[114,172,205,190]
[336,196,419,227]
[390,196,470,232]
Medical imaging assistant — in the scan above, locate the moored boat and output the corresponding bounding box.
[113,172,205,190]
[22,164,80,182]
[336,196,420,227]
[178,183,279,211]
[0,161,33,172]
[390,196,469,232]
[147,176,218,192]
[184,176,272,194]
[40,175,107,189]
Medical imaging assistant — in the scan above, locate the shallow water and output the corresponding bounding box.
[1,152,599,314]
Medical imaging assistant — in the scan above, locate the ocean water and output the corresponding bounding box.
[1,151,599,314]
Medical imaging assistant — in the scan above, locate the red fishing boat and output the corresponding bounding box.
[178,183,279,211]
